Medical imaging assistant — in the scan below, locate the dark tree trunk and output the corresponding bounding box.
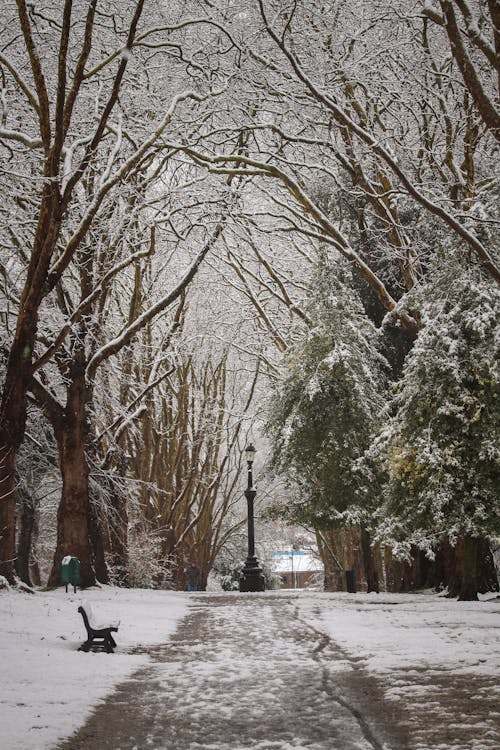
[0,447,18,583]
[316,529,344,591]
[88,494,109,584]
[455,536,498,601]
[430,539,458,594]
[436,536,498,600]
[29,502,41,587]
[386,547,422,592]
[458,536,480,601]
[0,179,62,583]
[476,538,499,594]
[0,326,39,583]
[14,487,37,587]
[48,362,95,588]
[360,527,379,593]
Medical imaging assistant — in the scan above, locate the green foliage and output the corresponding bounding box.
[373,259,500,558]
[266,263,388,529]
[266,246,499,584]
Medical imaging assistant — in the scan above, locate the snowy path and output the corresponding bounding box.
[53,593,499,750]
[53,593,401,750]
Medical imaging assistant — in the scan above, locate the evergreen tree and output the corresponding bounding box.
[373,258,500,599]
[266,262,388,586]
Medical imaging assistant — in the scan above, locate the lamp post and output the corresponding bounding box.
[239,443,265,592]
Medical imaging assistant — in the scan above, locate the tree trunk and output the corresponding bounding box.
[14,487,37,587]
[0,177,63,583]
[476,538,499,594]
[48,364,95,588]
[0,447,18,583]
[88,494,109,584]
[429,539,456,593]
[108,479,129,586]
[0,326,39,583]
[316,529,344,591]
[456,536,499,600]
[458,536,480,601]
[360,527,379,593]
[434,536,498,600]
[432,536,499,600]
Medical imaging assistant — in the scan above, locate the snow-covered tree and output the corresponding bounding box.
[266,260,388,589]
[422,0,500,142]
[0,0,235,584]
[186,0,499,325]
[373,255,500,599]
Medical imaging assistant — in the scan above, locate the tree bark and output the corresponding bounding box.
[360,527,379,593]
[14,486,37,587]
[0,300,54,582]
[434,536,498,600]
[88,493,109,585]
[430,538,456,593]
[455,536,499,601]
[108,484,129,586]
[458,535,480,601]
[316,529,344,591]
[48,361,95,588]
[0,447,17,583]
[440,1,500,142]
[476,537,499,594]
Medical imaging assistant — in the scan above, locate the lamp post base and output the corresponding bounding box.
[239,556,265,592]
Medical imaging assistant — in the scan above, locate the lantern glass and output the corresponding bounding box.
[245,443,256,464]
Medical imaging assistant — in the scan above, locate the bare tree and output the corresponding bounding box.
[0,0,228,582]
[423,0,500,141]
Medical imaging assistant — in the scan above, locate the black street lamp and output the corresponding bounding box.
[239,443,265,592]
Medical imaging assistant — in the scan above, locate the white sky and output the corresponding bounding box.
[0,586,498,750]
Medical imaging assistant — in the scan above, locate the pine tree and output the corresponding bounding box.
[266,262,388,588]
[373,259,500,599]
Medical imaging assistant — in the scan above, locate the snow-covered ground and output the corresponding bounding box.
[0,585,189,750]
[0,586,499,750]
[296,590,500,678]
[296,590,500,749]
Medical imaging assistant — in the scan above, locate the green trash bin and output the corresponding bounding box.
[61,556,81,593]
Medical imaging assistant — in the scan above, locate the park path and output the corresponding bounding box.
[54,593,407,750]
[53,593,498,750]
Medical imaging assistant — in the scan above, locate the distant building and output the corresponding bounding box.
[271,549,324,589]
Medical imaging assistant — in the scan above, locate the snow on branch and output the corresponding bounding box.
[0,129,43,149]
[180,146,423,332]
[33,240,154,373]
[86,220,225,379]
[83,17,239,79]
[46,88,210,293]
[0,52,40,113]
[256,0,500,286]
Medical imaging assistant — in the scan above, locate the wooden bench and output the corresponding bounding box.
[77,604,119,653]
